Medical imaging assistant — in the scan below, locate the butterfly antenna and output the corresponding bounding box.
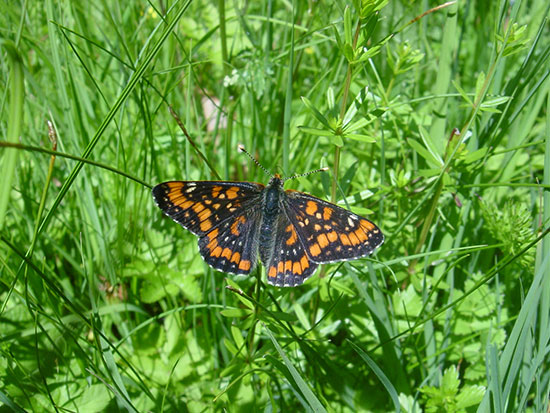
[283,166,329,183]
[238,144,273,177]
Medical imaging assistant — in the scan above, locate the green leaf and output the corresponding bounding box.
[220,308,253,318]
[75,384,112,413]
[134,323,165,356]
[301,96,332,129]
[360,0,389,16]
[354,44,382,63]
[455,385,485,408]
[480,96,510,109]
[223,337,239,356]
[231,325,245,349]
[225,278,255,309]
[463,147,488,164]
[343,86,369,126]
[452,80,474,106]
[343,43,354,62]
[260,310,297,323]
[344,6,352,46]
[299,126,335,137]
[407,139,441,167]
[440,366,460,393]
[475,71,486,103]
[343,117,369,133]
[293,303,311,330]
[344,133,376,143]
[326,87,335,110]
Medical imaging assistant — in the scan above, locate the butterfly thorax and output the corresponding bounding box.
[258,175,284,264]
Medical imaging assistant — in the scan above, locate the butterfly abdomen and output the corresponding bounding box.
[258,179,283,264]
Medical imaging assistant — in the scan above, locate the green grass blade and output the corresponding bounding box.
[264,325,327,413]
[0,40,24,231]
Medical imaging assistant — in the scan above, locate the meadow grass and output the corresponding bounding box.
[1,0,549,411]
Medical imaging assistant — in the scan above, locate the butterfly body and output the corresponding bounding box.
[153,175,384,287]
[258,175,284,265]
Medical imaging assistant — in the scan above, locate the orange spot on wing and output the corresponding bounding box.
[166,191,193,209]
[277,261,284,273]
[200,219,212,232]
[348,231,360,245]
[231,216,246,236]
[355,228,368,242]
[284,260,292,271]
[305,201,318,216]
[168,192,186,203]
[230,252,241,263]
[221,248,232,259]
[268,266,277,278]
[285,225,298,245]
[166,182,183,189]
[207,229,219,250]
[208,228,219,239]
[293,261,302,275]
[198,208,212,219]
[309,243,321,257]
[360,219,375,231]
[181,200,194,209]
[238,260,251,271]
[300,255,309,269]
[340,233,352,246]
[212,246,222,257]
[212,186,222,198]
[226,187,239,199]
[323,207,333,220]
[192,203,205,214]
[317,233,329,248]
[327,231,338,242]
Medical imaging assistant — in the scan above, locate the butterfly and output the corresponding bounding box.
[152,149,384,287]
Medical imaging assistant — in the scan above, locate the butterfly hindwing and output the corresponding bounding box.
[152,181,264,235]
[283,191,384,264]
[198,207,262,275]
[265,212,318,287]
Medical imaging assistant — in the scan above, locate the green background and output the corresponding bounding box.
[1,0,549,411]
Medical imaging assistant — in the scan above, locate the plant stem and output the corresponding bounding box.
[247,269,263,357]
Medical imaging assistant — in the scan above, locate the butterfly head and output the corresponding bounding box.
[268,173,285,190]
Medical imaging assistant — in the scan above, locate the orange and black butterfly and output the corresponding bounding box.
[153,148,384,287]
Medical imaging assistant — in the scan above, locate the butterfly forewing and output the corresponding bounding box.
[153,181,265,275]
[152,181,264,235]
[283,190,384,264]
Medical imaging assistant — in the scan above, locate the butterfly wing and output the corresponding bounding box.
[265,212,318,287]
[153,181,264,274]
[283,190,384,264]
